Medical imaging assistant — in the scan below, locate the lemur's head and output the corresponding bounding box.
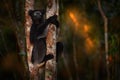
[28,9,46,23]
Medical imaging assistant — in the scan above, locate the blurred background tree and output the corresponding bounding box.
[0,0,29,80]
[57,0,120,80]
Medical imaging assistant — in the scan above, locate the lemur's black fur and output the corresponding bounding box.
[29,9,60,64]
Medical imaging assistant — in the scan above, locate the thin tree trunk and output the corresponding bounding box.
[97,0,110,80]
[73,41,79,80]
[0,30,8,53]
[45,0,58,80]
[25,0,59,79]
[62,55,73,80]
[25,0,34,79]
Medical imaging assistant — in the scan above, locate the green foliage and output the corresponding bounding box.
[109,34,119,55]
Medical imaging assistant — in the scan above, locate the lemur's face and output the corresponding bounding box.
[33,11,42,19]
[28,10,45,22]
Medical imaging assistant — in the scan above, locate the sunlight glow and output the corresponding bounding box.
[68,11,97,53]
[84,25,89,33]
[86,38,94,48]
[69,12,79,27]
[85,37,94,52]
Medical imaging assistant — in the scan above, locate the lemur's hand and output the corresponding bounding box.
[48,15,57,21]
[47,15,57,23]
[47,15,59,28]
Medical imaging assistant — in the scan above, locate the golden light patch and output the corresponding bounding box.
[84,25,89,33]
[67,10,99,54]
[85,37,94,52]
[69,12,79,27]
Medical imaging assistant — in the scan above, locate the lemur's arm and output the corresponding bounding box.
[36,15,59,39]
[36,26,49,39]
[37,15,59,31]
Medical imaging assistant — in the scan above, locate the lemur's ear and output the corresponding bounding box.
[28,10,33,16]
[41,9,46,14]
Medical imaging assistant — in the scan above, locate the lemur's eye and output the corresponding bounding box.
[34,11,41,17]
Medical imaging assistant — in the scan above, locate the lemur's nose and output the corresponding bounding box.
[34,11,41,17]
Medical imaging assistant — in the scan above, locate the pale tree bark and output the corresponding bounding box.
[45,0,58,80]
[25,0,59,79]
[97,0,110,80]
[25,0,34,79]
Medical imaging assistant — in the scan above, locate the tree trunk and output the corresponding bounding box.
[97,0,110,80]
[45,0,58,80]
[25,0,34,79]
[25,0,59,79]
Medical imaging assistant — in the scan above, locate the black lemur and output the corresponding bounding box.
[29,9,62,64]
